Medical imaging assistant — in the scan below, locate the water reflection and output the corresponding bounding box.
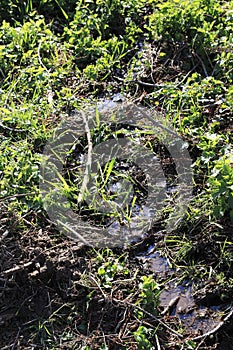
[137,244,231,334]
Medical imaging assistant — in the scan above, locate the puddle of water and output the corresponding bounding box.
[106,205,155,242]
[160,282,227,333]
[137,244,231,334]
[144,247,171,275]
[137,244,172,276]
[160,284,195,314]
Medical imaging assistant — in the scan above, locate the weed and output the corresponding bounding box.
[138,275,160,312]
[96,250,130,288]
[133,325,156,350]
[207,153,233,221]
[1,1,233,348]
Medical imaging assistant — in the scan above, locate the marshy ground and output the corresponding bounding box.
[0,1,233,349]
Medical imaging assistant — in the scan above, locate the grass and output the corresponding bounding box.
[0,0,233,349]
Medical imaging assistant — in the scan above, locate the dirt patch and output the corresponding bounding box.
[1,202,233,349]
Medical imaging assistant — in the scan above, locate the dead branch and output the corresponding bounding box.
[1,261,34,277]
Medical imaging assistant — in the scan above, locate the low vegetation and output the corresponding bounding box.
[0,0,232,349]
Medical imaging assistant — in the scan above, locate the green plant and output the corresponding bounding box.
[97,252,129,288]
[1,2,233,348]
[133,325,156,350]
[138,275,160,312]
[207,153,233,220]
[0,0,77,24]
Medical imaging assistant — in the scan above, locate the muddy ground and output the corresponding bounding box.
[1,201,233,349]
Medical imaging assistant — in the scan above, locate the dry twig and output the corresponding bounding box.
[114,299,183,339]
[77,110,93,204]
[1,261,34,277]
[57,220,90,245]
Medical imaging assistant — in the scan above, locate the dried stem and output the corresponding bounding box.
[78,110,93,204]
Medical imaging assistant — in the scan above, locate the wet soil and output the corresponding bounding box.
[1,32,233,350]
[1,200,233,349]
[137,245,232,339]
